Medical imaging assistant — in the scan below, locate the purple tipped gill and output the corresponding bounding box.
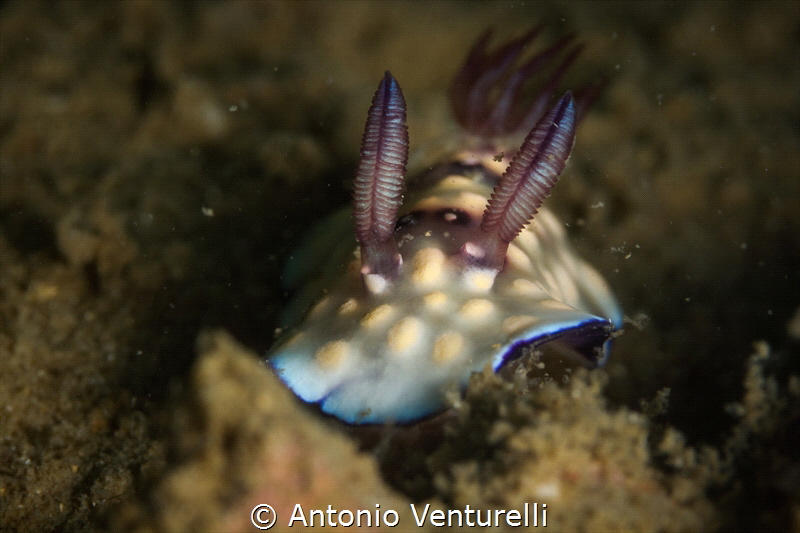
[352,71,409,285]
[451,27,542,135]
[450,28,583,138]
[485,35,576,135]
[513,41,583,136]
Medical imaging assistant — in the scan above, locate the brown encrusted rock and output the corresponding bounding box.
[116,330,415,532]
[430,367,721,532]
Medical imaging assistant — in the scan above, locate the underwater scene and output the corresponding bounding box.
[1,1,798,531]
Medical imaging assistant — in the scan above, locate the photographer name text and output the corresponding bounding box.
[269,502,547,528]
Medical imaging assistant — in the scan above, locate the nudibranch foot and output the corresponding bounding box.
[268,29,622,425]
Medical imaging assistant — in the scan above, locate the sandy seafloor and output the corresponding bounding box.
[1,1,798,531]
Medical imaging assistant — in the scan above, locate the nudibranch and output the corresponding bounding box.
[268,30,622,424]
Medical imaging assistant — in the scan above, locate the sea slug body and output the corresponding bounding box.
[268,29,622,424]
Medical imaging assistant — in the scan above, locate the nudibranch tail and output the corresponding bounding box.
[353,71,408,293]
[463,92,576,271]
[450,27,582,137]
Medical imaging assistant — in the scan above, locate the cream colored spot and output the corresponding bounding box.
[415,195,447,210]
[27,282,59,301]
[424,291,448,309]
[463,267,497,291]
[338,298,358,315]
[437,175,474,190]
[553,271,581,303]
[455,191,490,212]
[432,332,464,364]
[361,304,394,328]
[310,296,331,316]
[364,273,390,294]
[512,229,538,252]
[282,332,304,347]
[542,270,561,298]
[540,299,574,312]
[345,257,361,277]
[345,251,361,277]
[463,241,485,260]
[534,208,565,238]
[412,247,446,284]
[387,317,422,353]
[315,340,349,368]
[506,244,533,271]
[459,298,494,320]
[511,278,544,297]
[503,315,540,334]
